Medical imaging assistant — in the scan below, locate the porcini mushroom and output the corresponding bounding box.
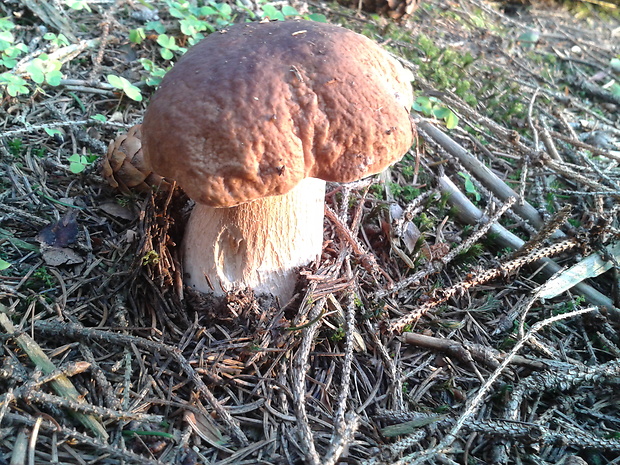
[141,20,415,302]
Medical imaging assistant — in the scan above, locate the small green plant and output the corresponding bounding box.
[406,33,477,106]
[402,381,410,395]
[43,33,70,48]
[115,196,132,207]
[68,153,97,173]
[0,73,28,96]
[0,20,27,70]
[517,30,540,49]
[330,327,346,342]
[455,243,484,265]
[30,267,55,289]
[0,45,25,69]
[0,17,15,34]
[413,96,459,129]
[63,0,91,12]
[415,212,435,232]
[389,182,420,202]
[469,10,488,29]
[553,295,586,315]
[44,128,63,138]
[7,138,23,156]
[457,172,481,202]
[0,17,76,98]
[179,15,212,43]
[129,28,146,45]
[156,34,186,60]
[306,13,328,22]
[433,405,451,414]
[142,250,160,266]
[400,163,416,179]
[140,59,168,87]
[145,20,166,35]
[0,40,27,69]
[106,74,143,101]
[25,54,63,86]
[369,183,385,200]
[261,4,299,21]
[0,258,10,271]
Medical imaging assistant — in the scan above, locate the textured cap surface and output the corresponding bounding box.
[142,20,414,207]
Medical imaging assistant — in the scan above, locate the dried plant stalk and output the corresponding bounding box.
[0,308,108,440]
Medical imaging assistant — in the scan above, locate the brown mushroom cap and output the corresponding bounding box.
[142,20,414,207]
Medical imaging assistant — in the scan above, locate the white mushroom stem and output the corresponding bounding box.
[182,178,326,303]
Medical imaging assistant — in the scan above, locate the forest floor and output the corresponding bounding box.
[1,0,619,464]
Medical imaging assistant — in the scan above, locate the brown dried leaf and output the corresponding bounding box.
[41,246,84,266]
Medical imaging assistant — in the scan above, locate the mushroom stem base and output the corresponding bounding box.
[182,178,326,303]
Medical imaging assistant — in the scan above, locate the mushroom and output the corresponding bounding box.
[141,20,415,303]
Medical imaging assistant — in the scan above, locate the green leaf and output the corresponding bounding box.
[458,172,480,201]
[129,28,146,44]
[45,70,63,86]
[44,128,63,137]
[68,153,86,173]
[69,162,85,173]
[0,18,16,32]
[157,34,177,50]
[413,96,433,116]
[281,5,299,16]
[26,59,46,84]
[0,228,38,251]
[106,74,142,101]
[145,21,166,34]
[168,6,186,18]
[470,13,486,29]
[518,30,540,49]
[0,258,11,271]
[444,111,459,130]
[57,33,70,46]
[307,13,327,22]
[432,107,451,119]
[0,73,29,96]
[123,83,143,102]
[262,5,284,20]
[160,48,173,60]
[2,44,27,68]
[0,31,14,50]
[44,33,70,47]
[216,3,232,18]
[91,114,106,122]
[0,58,16,68]
[200,5,218,15]
[106,74,124,88]
[140,58,154,72]
[64,0,91,12]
